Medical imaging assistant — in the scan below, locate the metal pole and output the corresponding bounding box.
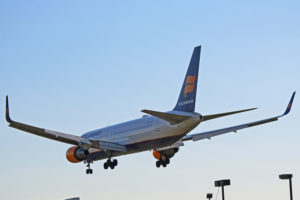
[222,186,225,200]
[289,178,293,200]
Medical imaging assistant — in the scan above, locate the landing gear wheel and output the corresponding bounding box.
[86,161,93,174]
[156,160,161,168]
[112,159,118,166]
[155,157,170,168]
[104,162,109,170]
[159,158,164,164]
[104,158,118,170]
[107,159,112,166]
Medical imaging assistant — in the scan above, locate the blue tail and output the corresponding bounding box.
[173,46,201,112]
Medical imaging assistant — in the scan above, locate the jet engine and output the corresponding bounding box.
[152,148,179,160]
[66,146,89,163]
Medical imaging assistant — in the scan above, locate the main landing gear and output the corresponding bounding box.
[84,159,118,174]
[86,161,93,174]
[103,158,118,170]
[156,157,170,168]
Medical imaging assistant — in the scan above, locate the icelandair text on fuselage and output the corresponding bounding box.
[178,99,194,106]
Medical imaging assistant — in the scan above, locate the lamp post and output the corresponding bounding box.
[206,193,213,200]
[215,179,230,200]
[279,174,293,200]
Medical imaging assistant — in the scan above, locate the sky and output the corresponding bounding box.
[0,1,299,200]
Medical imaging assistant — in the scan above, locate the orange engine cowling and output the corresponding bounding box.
[66,146,89,163]
[152,150,161,160]
[152,148,179,160]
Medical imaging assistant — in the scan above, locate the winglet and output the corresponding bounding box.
[282,91,296,116]
[5,96,13,123]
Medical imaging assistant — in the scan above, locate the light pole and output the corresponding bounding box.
[206,193,213,200]
[215,179,230,200]
[279,174,293,200]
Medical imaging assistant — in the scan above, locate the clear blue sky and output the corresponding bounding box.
[0,1,299,200]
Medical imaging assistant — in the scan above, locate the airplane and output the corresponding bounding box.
[5,46,296,174]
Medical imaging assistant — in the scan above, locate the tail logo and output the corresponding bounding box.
[184,75,196,97]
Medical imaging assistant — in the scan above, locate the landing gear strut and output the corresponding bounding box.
[103,158,118,170]
[85,161,93,174]
[156,157,170,168]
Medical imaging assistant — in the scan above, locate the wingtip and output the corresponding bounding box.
[5,95,12,123]
[282,92,296,116]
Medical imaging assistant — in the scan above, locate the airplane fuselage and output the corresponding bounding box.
[82,111,202,161]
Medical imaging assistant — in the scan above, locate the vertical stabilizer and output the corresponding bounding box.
[173,46,201,112]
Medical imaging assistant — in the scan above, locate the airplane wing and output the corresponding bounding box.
[182,92,296,142]
[5,96,127,152]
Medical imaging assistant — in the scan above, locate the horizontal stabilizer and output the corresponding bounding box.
[202,108,257,122]
[141,109,191,124]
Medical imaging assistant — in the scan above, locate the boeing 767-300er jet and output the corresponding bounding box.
[5,46,296,174]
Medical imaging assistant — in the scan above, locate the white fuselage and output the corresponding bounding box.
[82,111,202,160]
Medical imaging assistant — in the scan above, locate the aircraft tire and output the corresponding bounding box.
[104,162,109,170]
[156,160,161,168]
[113,159,118,166]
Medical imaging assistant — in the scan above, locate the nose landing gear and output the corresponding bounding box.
[103,158,118,170]
[85,161,93,174]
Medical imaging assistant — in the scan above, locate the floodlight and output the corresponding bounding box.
[206,193,213,200]
[279,174,293,200]
[214,179,231,200]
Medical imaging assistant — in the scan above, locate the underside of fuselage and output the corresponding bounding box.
[83,113,201,162]
[87,133,186,162]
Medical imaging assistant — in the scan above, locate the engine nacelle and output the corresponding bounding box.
[66,146,89,163]
[152,150,161,160]
[152,148,179,160]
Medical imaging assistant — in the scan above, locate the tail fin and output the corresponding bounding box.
[173,46,201,112]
